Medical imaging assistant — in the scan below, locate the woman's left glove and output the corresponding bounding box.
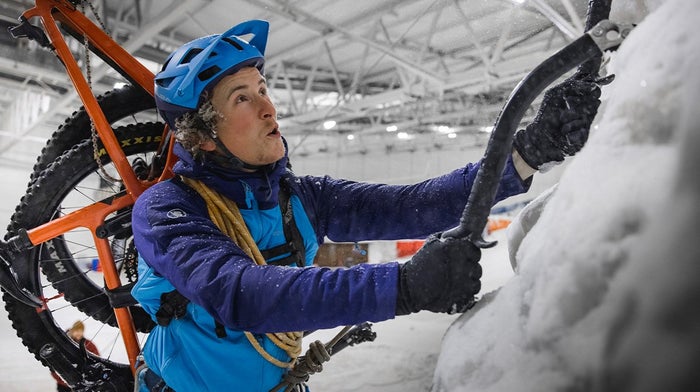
[513,77,604,170]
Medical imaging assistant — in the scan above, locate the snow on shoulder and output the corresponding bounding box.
[433,0,700,391]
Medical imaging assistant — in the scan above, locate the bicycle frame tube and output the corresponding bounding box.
[20,136,177,367]
[16,0,169,372]
[25,192,134,245]
[28,190,143,370]
[94,236,142,368]
[22,0,156,200]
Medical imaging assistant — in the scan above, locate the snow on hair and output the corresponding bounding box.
[173,95,222,158]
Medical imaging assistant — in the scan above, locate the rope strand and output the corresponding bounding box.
[182,177,303,368]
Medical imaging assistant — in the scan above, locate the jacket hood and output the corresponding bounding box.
[172,141,289,210]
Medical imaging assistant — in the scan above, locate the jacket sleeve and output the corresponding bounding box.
[292,155,531,243]
[132,180,399,334]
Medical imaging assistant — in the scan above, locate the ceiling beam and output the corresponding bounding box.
[490,7,518,64]
[453,0,494,79]
[528,0,579,39]
[561,0,585,32]
[262,0,424,61]
[246,0,445,87]
[277,17,568,134]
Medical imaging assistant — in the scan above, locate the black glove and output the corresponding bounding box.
[396,234,482,315]
[513,77,603,170]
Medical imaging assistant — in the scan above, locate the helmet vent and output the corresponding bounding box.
[198,65,222,81]
[156,77,174,88]
[181,48,203,64]
[160,58,172,72]
[222,37,243,50]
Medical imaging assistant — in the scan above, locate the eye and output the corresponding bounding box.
[259,87,268,96]
[234,94,249,103]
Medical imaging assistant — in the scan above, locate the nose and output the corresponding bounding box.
[260,97,276,120]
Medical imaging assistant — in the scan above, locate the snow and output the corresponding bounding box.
[0,229,514,392]
[2,0,699,390]
[305,229,515,391]
[433,0,700,391]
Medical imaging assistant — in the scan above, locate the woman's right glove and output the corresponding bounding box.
[395,235,482,315]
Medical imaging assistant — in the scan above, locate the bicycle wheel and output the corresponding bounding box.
[4,123,163,391]
[29,84,157,184]
[8,121,161,331]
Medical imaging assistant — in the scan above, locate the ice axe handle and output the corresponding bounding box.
[441,24,625,246]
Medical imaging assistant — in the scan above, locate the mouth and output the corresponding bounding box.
[267,124,280,136]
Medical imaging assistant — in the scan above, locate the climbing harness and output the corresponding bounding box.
[153,175,378,390]
[154,176,307,339]
[154,176,305,368]
[261,179,307,268]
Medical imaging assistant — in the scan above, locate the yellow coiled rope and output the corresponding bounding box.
[181,177,303,368]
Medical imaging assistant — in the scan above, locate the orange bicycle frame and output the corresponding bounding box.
[17,0,176,371]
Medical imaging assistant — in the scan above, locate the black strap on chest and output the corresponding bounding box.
[155,177,307,337]
[260,180,306,268]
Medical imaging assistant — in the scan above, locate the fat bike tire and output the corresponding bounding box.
[28,84,157,184]
[5,122,161,332]
[2,123,166,390]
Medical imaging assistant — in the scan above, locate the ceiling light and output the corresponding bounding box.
[437,125,451,133]
[448,133,457,139]
[386,125,398,132]
[347,134,355,140]
[479,126,493,133]
[323,120,337,130]
[311,92,342,107]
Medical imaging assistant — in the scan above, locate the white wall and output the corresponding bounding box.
[289,136,565,205]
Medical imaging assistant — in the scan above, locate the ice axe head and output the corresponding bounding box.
[440,225,498,249]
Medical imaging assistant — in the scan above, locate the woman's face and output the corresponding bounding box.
[202,67,284,168]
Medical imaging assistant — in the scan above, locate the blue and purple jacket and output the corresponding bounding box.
[131,143,529,391]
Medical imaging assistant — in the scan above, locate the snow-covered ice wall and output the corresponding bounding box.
[433,0,700,391]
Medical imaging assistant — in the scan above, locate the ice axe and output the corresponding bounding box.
[442,18,632,245]
[270,323,377,392]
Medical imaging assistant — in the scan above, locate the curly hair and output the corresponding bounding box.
[173,96,222,159]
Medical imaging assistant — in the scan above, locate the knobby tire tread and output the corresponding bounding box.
[29,84,155,184]
[7,123,161,331]
[3,123,163,391]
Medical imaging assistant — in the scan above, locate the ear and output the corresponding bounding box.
[200,139,217,152]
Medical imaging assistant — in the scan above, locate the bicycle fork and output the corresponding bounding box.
[1,195,144,370]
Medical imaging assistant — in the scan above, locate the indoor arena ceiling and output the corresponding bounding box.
[0,0,591,164]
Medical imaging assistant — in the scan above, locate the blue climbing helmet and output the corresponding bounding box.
[154,19,269,129]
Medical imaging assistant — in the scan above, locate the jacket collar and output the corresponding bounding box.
[172,142,288,210]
